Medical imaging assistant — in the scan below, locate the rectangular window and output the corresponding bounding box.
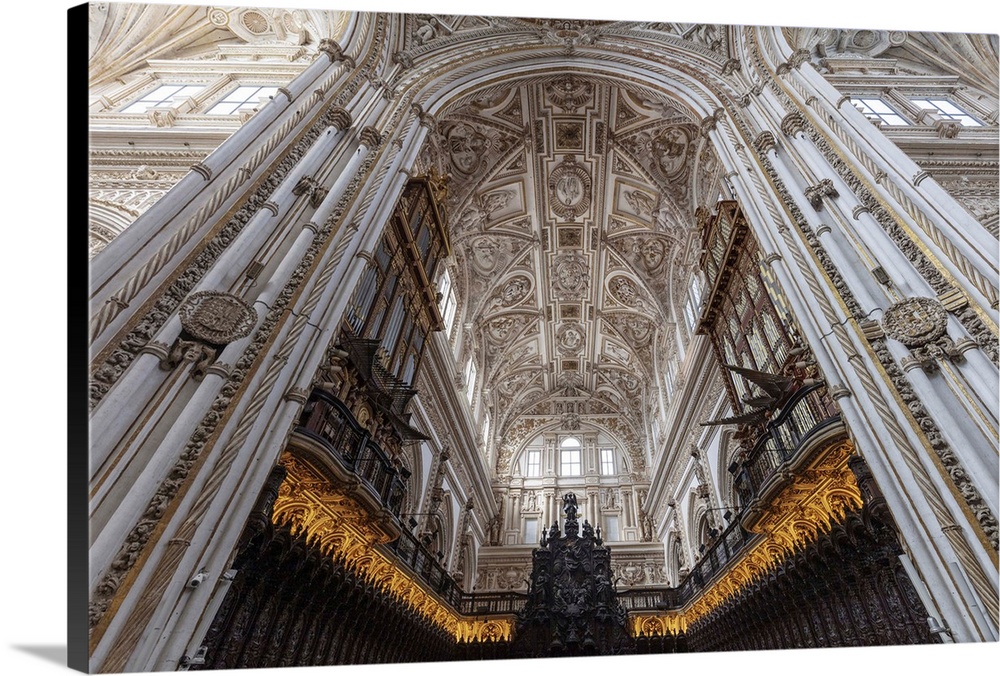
[207,85,279,115]
[464,358,477,404]
[438,270,458,336]
[560,449,581,476]
[524,518,538,544]
[912,99,982,127]
[684,295,698,331]
[482,412,491,448]
[599,449,615,476]
[664,359,677,398]
[526,450,541,477]
[604,515,619,542]
[851,98,909,126]
[121,84,204,113]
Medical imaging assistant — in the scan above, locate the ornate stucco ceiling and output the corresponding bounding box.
[417,70,725,476]
[88,3,351,86]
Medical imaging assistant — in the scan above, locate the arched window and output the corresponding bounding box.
[559,437,582,476]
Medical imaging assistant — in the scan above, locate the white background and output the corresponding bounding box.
[3,1,996,674]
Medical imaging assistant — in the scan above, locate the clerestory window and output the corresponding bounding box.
[121,84,204,113]
[912,99,982,127]
[207,85,280,115]
[851,98,908,126]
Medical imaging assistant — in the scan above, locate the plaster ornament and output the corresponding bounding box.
[486,315,521,343]
[493,275,532,308]
[551,252,590,299]
[651,126,691,180]
[804,178,839,209]
[547,155,592,220]
[561,411,581,430]
[470,236,501,273]
[882,297,964,372]
[480,189,516,219]
[557,371,584,395]
[616,314,656,351]
[497,371,530,397]
[604,341,632,364]
[555,121,585,150]
[635,236,668,273]
[624,189,656,218]
[445,122,489,176]
[544,75,595,113]
[608,276,640,305]
[556,322,586,355]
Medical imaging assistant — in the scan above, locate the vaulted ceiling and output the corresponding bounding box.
[419,71,726,476]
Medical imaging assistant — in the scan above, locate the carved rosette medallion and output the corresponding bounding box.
[178,291,258,345]
[881,297,962,372]
[881,297,948,348]
[548,155,592,220]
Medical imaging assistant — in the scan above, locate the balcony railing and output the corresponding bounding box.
[296,389,408,518]
[296,389,509,615]
[458,592,529,616]
[736,383,841,503]
[293,386,839,623]
[675,519,758,605]
[617,587,682,612]
[387,526,467,608]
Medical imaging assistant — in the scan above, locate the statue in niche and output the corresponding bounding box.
[639,509,654,542]
[414,15,439,44]
[525,490,538,511]
[602,488,618,509]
